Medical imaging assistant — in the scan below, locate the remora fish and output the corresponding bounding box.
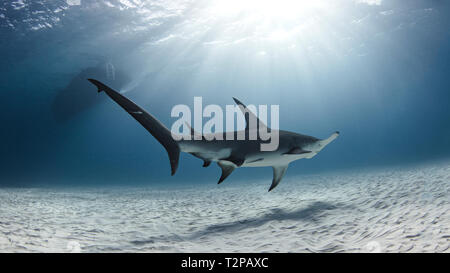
[88,79,339,191]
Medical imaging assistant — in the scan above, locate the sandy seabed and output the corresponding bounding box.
[0,163,449,253]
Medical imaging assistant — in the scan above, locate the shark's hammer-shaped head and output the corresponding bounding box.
[282,131,340,159]
[302,131,340,154]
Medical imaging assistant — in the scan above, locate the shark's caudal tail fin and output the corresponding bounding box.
[88,79,180,175]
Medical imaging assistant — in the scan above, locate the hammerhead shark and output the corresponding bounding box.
[88,79,339,191]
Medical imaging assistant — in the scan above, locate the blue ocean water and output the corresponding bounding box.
[1,0,449,187]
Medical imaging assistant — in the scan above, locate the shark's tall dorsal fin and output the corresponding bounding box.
[232,97,268,131]
[268,165,288,192]
[217,162,235,184]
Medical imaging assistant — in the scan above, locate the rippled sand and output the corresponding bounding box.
[0,163,449,253]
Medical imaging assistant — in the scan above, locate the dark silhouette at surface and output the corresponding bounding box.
[52,62,130,122]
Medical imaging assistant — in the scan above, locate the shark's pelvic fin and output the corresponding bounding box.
[232,97,268,131]
[190,153,211,167]
[283,147,311,155]
[203,160,211,168]
[88,79,180,176]
[217,162,235,184]
[221,154,245,167]
[269,165,288,192]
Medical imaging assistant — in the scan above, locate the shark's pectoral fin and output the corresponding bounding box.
[268,165,289,192]
[217,162,235,184]
[203,160,211,168]
[220,154,245,167]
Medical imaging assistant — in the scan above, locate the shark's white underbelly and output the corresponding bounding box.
[242,152,317,167]
[180,140,320,168]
